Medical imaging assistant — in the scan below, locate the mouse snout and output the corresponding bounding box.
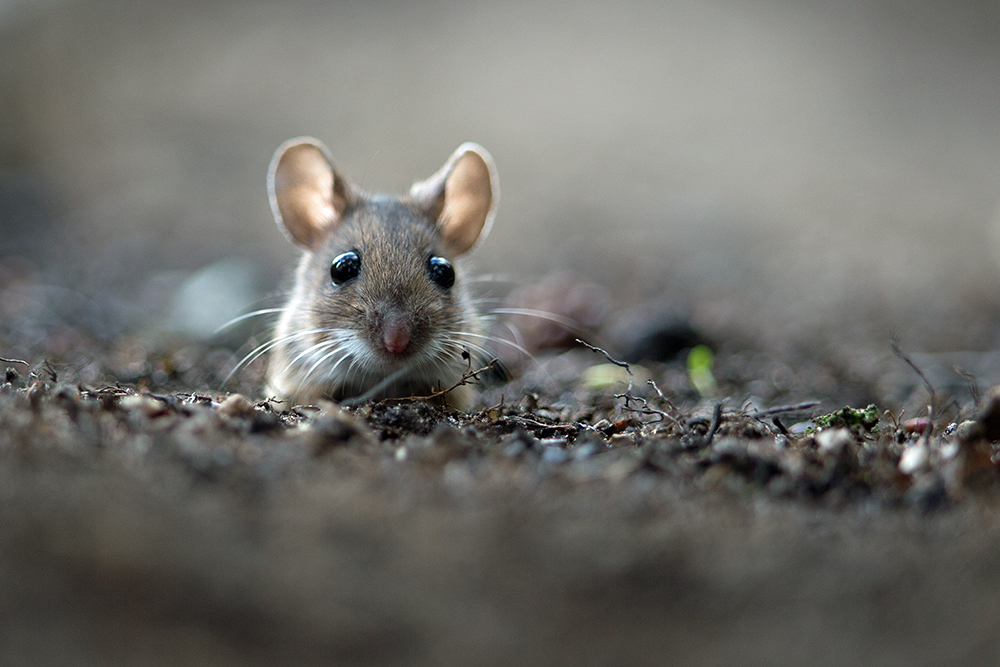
[381,313,412,355]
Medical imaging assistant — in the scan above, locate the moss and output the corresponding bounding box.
[813,404,880,433]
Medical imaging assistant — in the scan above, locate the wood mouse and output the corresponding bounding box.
[265,138,498,408]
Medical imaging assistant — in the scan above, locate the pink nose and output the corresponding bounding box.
[382,319,411,355]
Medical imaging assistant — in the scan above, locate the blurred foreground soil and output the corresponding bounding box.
[3,301,1000,666]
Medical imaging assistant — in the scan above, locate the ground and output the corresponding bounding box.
[3,307,1000,667]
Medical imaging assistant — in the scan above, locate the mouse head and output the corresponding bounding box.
[266,139,498,390]
[268,138,497,258]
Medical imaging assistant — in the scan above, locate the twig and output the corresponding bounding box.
[500,415,578,433]
[647,379,678,410]
[576,339,686,430]
[891,338,937,419]
[412,359,498,401]
[954,366,981,408]
[753,401,821,418]
[33,360,57,383]
[576,339,634,395]
[617,400,670,425]
[702,402,723,447]
[883,408,903,431]
[347,358,498,407]
[637,379,682,427]
[1,357,30,369]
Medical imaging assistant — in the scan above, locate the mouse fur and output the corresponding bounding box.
[265,138,498,408]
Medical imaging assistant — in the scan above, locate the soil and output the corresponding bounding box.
[3,289,1000,667]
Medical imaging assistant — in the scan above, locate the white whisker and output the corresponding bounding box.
[297,338,352,393]
[223,327,330,387]
[440,337,493,362]
[502,321,528,357]
[213,307,287,335]
[287,335,344,371]
[488,307,583,333]
[458,331,535,360]
[463,273,523,285]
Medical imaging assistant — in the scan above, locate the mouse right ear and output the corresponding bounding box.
[268,137,355,250]
[410,143,499,257]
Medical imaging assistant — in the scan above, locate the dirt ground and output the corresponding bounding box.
[3,308,1000,666]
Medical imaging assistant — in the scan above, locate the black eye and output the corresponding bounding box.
[330,251,361,286]
[427,256,455,289]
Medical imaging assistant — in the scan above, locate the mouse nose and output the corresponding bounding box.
[382,315,411,355]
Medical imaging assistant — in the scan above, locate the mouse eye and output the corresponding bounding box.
[427,256,455,290]
[330,251,361,286]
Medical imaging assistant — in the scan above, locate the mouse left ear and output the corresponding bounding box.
[410,143,498,256]
[268,137,355,250]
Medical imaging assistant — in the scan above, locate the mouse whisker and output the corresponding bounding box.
[463,273,523,285]
[498,320,529,360]
[223,327,332,388]
[285,332,346,371]
[486,307,587,336]
[319,344,355,384]
[453,331,536,362]
[442,330,552,384]
[340,364,412,407]
[213,307,287,335]
[297,350,339,400]
[294,335,354,387]
[438,337,493,364]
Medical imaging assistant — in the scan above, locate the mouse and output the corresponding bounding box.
[264,138,498,409]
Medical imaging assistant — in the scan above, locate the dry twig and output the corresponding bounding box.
[891,338,937,419]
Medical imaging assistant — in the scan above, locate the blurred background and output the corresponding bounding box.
[2,0,1000,365]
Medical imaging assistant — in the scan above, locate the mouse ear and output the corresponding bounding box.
[410,143,498,256]
[268,137,355,250]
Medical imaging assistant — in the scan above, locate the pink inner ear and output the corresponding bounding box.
[438,152,494,255]
[410,143,497,256]
[269,138,354,250]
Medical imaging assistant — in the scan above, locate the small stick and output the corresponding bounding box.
[502,415,578,433]
[702,402,723,447]
[348,358,497,407]
[753,401,821,418]
[576,339,634,395]
[891,338,937,419]
[634,380,682,427]
[408,359,499,402]
[1,357,30,368]
[953,366,981,408]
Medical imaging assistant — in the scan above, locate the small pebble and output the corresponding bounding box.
[955,420,978,442]
[216,393,255,419]
[119,394,170,418]
[609,433,633,447]
[788,421,812,435]
[815,428,852,455]
[938,440,960,461]
[898,442,930,475]
[903,417,932,435]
